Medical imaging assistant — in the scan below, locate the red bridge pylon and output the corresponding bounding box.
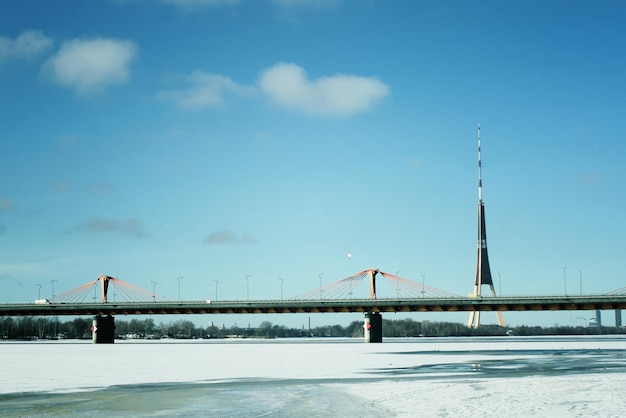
[293,268,459,300]
[53,275,169,303]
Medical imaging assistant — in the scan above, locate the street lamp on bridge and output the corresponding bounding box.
[151,281,156,302]
[214,280,219,301]
[563,267,567,296]
[579,270,583,295]
[246,275,251,300]
[51,280,57,302]
[279,277,284,300]
[395,271,400,298]
[319,273,324,299]
[36,283,41,300]
[421,275,426,298]
[177,276,183,301]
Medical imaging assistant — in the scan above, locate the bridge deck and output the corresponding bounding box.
[2,295,626,316]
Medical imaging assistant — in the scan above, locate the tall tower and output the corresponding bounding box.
[468,124,506,328]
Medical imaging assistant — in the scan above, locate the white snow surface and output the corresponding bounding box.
[2,336,626,417]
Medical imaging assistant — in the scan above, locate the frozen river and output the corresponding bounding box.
[2,335,626,417]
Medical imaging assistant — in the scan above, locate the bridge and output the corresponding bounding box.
[2,269,626,343]
[3,127,622,343]
[3,295,626,316]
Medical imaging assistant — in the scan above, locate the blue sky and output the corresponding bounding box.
[1,0,625,328]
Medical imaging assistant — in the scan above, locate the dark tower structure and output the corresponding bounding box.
[468,124,506,328]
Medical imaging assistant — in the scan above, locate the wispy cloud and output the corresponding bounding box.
[56,135,78,149]
[86,183,113,196]
[0,30,53,64]
[43,38,137,96]
[51,181,71,192]
[157,71,254,110]
[160,62,390,116]
[271,0,343,23]
[271,0,341,7]
[0,197,15,212]
[114,0,339,12]
[578,171,602,185]
[160,0,239,10]
[0,198,13,238]
[259,62,390,116]
[73,218,148,238]
[203,229,257,245]
[409,158,422,168]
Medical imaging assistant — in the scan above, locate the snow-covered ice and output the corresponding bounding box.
[2,336,626,417]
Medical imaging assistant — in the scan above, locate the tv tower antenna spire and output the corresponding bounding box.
[468,124,506,328]
[478,123,483,203]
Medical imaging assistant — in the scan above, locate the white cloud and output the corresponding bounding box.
[0,198,15,212]
[204,230,237,244]
[0,30,53,64]
[114,0,336,11]
[74,218,148,238]
[270,0,342,22]
[160,62,389,116]
[203,230,257,245]
[271,0,341,9]
[157,71,254,110]
[160,0,239,10]
[43,38,137,95]
[259,62,390,116]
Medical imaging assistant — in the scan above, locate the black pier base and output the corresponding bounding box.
[364,312,383,343]
[92,315,115,344]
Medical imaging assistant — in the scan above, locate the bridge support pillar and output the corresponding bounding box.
[364,312,382,343]
[92,315,115,344]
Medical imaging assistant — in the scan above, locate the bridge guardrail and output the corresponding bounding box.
[3,294,626,316]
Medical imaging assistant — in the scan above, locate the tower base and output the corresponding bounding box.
[364,312,382,343]
[467,284,506,328]
[92,315,115,344]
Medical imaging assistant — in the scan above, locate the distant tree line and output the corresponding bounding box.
[1,316,624,340]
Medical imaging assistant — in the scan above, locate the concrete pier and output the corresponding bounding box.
[92,315,115,344]
[364,312,382,343]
